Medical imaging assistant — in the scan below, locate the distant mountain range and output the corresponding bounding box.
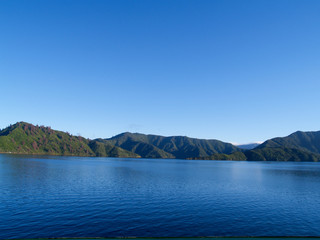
[100,132,239,159]
[0,122,320,162]
[236,143,261,150]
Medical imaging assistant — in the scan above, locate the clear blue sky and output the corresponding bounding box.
[1,0,320,144]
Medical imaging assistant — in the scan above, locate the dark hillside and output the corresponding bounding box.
[257,131,320,154]
[104,132,241,159]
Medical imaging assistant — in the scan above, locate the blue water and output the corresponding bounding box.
[1,154,320,239]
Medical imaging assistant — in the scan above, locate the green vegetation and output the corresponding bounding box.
[0,122,94,156]
[0,122,138,158]
[194,131,320,162]
[191,151,247,160]
[257,131,320,154]
[0,123,241,159]
[194,148,320,162]
[1,122,320,162]
[245,131,320,162]
[102,132,241,159]
[88,140,139,158]
[245,147,320,162]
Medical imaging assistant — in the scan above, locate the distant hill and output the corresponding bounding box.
[245,147,320,162]
[0,122,138,158]
[237,143,260,150]
[257,131,320,154]
[196,147,320,162]
[245,131,320,162]
[0,122,94,156]
[197,131,320,162]
[101,132,241,159]
[0,122,241,159]
[1,122,320,162]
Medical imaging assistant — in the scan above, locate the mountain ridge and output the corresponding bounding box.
[236,143,261,150]
[0,122,139,158]
[97,131,242,159]
[257,130,320,154]
[197,131,320,162]
[1,122,320,162]
[0,122,241,159]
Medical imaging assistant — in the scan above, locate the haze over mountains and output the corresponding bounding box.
[1,122,320,162]
[236,143,261,150]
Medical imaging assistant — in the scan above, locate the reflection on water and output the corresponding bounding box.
[1,154,320,239]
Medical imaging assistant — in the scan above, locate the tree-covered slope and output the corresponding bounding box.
[0,122,139,158]
[194,148,320,162]
[88,140,140,158]
[192,151,247,161]
[104,132,241,159]
[245,147,320,162]
[95,136,175,159]
[1,122,320,161]
[0,122,95,156]
[0,122,239,159]
[194,131,320,162]
[257,131,320,154]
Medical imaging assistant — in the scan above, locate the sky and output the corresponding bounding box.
[1,0,320,144]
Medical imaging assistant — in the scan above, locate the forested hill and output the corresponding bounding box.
[0,122,241,159]
[1,122,320,162]
[199,131,320,162]
[0,122,138,158]
[101,132,241,159]
[256,131,320,154]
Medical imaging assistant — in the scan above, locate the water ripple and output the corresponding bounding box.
[1,155,320,238]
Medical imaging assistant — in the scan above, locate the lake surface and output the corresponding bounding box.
[1,154,320,239]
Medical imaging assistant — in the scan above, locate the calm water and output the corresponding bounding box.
[1,154,320,239]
